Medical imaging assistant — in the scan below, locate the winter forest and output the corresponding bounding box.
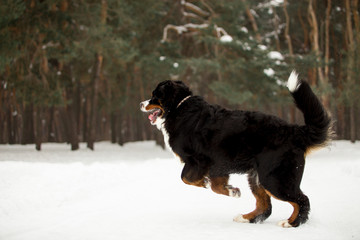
[1,0,359,150]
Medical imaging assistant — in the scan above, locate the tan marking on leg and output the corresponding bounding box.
[264,190,301,227]
[265,190,281,200]
[242,186,271,221]
[182,176,207,188]
[210,176,230,196]
[288,201,300,224]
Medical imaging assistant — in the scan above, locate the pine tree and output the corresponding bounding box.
[0,0,359,147]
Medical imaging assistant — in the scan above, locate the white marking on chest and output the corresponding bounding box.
[161,126,171,150]
[157,119,181,161]
[156,118,171,150]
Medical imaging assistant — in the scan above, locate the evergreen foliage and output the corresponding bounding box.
[0,0,359,149]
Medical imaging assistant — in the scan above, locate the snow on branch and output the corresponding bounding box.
[161,23,209,42]
[161,23,232,43]
[161,1,232,43]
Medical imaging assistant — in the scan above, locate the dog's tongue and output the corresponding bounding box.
[148,113,155,122]
[148,110,159,123]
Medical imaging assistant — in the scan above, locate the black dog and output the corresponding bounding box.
[140,71,331,227]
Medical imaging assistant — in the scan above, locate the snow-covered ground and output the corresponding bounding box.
[0,141,359,240]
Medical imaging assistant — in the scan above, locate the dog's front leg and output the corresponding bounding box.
[209,176,241,198]
[181,163,210,188]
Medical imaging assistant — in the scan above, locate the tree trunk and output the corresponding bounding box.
[47,106,55,142]
[242,0,261,42]
[283,0,294,60]
[118,114,124,146]
[66,105,79,150]
[345,0,356,142]
[7,106,15,144]
[22,104,35,144]
[54,108,65,142]
[87,53,103,150]
[324,0,331,78]
[322,0,331,109]
[308,0,328,108]
[0,106,4,144]
[34,107,42,151]
[298,8,309,51]
[67,65,80,150]
[87,0,106,149]
[271,6,281,51]
[82,97,88,142]
[111,112,117,144]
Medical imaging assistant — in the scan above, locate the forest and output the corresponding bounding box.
[0,0,359,150]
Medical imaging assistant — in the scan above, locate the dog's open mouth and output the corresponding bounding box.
[148,108,163,125]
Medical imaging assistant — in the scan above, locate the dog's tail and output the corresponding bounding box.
[287,70,332,151]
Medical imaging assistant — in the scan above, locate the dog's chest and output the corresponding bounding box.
[156,118,171,150]
[161,127,171,150]
[157,119,182,161]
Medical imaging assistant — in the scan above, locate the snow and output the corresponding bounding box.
[268,51,284,60]
[258,44,268,51]
[257,0,284,9]
[0,141,360,240]
[270,0,284,6]
[220,35,233,43]
[264,68,275,77]
[268,7,273,15]
[236,40,251,51]
[240,26,248,33]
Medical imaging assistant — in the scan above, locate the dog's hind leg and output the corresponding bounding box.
[275,193,310,228]
[233,172,272,223]
[263,188,310,228]
[209,176,241,198]
[260,154,310,227]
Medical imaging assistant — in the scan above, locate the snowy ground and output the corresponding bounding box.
[0,141,359,240]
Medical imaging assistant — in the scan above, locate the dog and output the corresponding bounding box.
[140,71,331,227]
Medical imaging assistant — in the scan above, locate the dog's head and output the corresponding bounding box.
[140,80,192,127]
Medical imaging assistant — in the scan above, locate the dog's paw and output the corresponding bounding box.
[225,185,241,198]
[229,187,241,198]
[203,177,211,189]
[278,220,292,228]
[233,214,250,223]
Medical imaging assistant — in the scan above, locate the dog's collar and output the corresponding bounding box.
[177,95,192,108]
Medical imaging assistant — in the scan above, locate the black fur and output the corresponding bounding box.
[141,78,331,227]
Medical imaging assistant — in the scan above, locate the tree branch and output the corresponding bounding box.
[162,1,231,42]
[181,0,210,17]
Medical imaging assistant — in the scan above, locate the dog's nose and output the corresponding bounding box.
[140,102,144,110]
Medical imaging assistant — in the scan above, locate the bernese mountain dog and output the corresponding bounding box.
[140,71,331,227]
